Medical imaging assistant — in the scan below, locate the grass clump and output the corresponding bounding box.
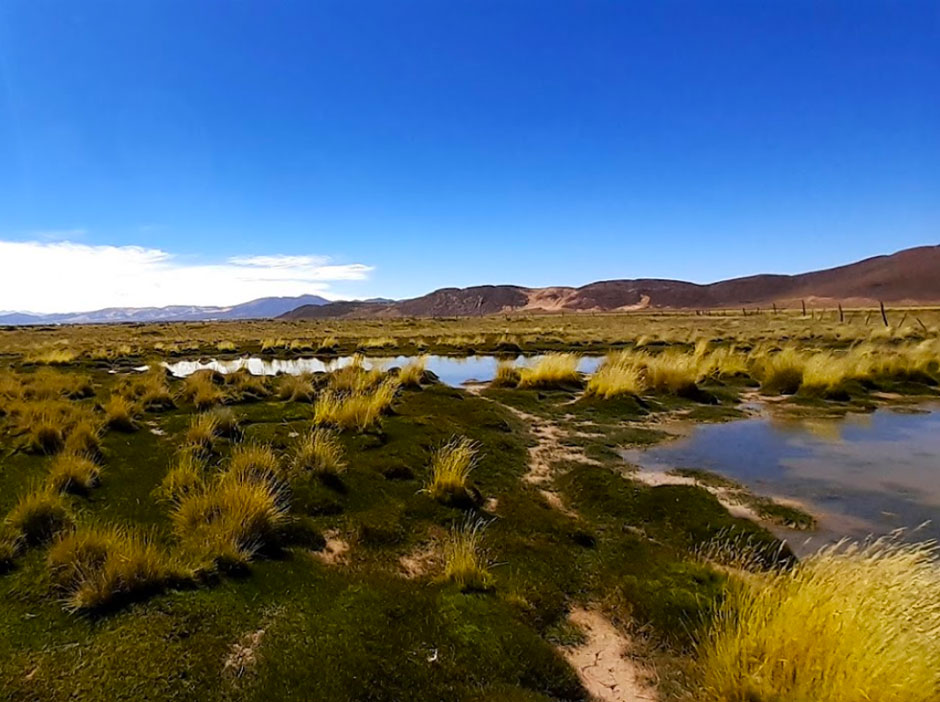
[104,393,139,432]
[47,526,187,612]
[179,370,225,409]
[586,354,646,398]
[754,346,806,395]
[313,377,399,432]
[5,488,73,545]
[490,359,520,387]
[695,538,940,702]
[171,474,289,570]
[425,436,478,504]
[224,368,269,402]
[397,356,427,388]
[442,518,494,591]
[48,452,101,495]
[516,353,581,389]
[225,443,284,487]
[275,373,317,402]
[291,429,346,476]
[157,450,206,502]
[185,413,221,454]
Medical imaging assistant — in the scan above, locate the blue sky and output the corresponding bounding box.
[0,1,937,311]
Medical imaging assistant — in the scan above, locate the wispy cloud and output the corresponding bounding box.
[0,239,373,313]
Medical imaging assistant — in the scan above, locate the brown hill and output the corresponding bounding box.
[282,245,940,319]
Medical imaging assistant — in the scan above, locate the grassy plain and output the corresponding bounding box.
[0,309,938,701]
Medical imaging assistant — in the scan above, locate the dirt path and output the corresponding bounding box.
[562,608,658,702]
[465,383,596,515]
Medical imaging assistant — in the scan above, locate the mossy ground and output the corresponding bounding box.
[0,325,935,701]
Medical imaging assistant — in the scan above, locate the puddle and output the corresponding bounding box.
[162,354,603,387]
[621,405,940,550]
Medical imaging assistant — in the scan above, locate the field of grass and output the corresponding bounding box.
[0,310,937,701]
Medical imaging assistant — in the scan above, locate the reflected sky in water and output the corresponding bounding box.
[163,354,603,387]
[621,406,940,547]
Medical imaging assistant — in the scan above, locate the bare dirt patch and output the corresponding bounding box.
[562,607,658,702]
[311,529,349,566]
[223,628,266,680]
[399,541,440,579]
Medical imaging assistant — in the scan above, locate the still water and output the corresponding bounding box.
[163,354,604,387]
[621,406,940,548]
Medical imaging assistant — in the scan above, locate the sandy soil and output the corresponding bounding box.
[562,608,658,702]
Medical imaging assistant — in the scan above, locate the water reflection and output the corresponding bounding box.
[163,354,603,388]
[621,405,940,549]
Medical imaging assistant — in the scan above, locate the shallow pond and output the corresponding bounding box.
[621,405,940,551]
[163,354,604,387]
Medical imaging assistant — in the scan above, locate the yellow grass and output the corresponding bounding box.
[425,436,478,502]
[225,443,284,486]
[516,353,581,388]
[4,488,73,545]
[490,359,520,387]
[171,474,288,569]
[104,393,139,432]
[179,370,225,409]
[157,450,206,502]
[397,356,427,388]
[185,413,220,454]
[292,429,346,476]
[47,525,187,612]
[275,373,317,402]
[442,518,493,591]
[313,376,399,431]
[696,538,940,702]
[48,452,101,494]
[585,354,646,398]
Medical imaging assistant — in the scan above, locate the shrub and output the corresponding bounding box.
[695,539,940,702]
[292,429,346,476]
[425,436,478,503]
[5,488,73,545]
[516,353,581,389]
[47,526,187,612]
[442,518,493,591]
[48,452,101,494]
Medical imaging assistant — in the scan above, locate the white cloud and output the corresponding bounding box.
[0,240,373,313]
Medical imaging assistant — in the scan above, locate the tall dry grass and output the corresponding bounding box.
[695,538,940,702]
[516,353,581,389]
[425,436,478,503]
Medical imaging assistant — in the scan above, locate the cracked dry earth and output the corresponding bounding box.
[563,608,658,702]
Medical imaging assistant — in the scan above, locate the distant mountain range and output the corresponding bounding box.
[282,245,940,319]
[0,294,329,325]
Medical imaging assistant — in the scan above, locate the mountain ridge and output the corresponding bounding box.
[0,294,329,325]
[282,245,940,319]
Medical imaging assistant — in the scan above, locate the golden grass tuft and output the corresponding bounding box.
[753,346,806,394]
[224,368,269,401]
[516,353,581,389]
[5,488,74,545]
[291,429,346,476]
[275,373,317,402]
[63,419,103,458]
[179,370,225,409]
[442,518,493,591]
[48,452,101,494]
[425,436,478,503]
[397,356,427,388]
[695,538,940,702]
[225,443,284,486]
[47,525,187,612]
[171,474,288,570]
[156,450,206,502]
[585,354,646,398]
[313,377,399,432]
[104,393,139,432]
[490,359,520,387]
[185,413,220,454]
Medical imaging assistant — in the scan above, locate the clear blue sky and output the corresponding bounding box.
[0,1,937,309]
